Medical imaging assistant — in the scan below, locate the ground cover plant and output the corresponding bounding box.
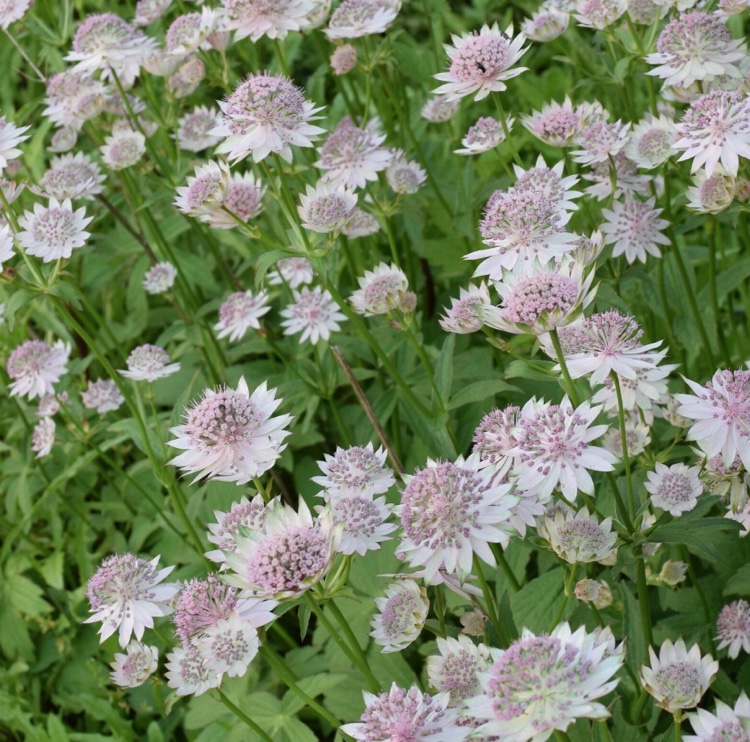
[2,0,750,739]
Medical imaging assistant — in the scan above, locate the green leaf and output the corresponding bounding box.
[280,674,348,716]
[620,581,646,677]
[447,380,520,410]
[510,568,565,633]
[724,563,750,596]
[298,602,311,641]
[498,591,519,647]
[649,518,741,565]
[504,359,557,382]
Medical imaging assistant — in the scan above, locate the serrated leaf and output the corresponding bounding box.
[510,569,564,633]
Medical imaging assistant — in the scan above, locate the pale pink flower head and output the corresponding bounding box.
[31,417,56,459]
[685,692,750,742]
[0,0,31,28]
[143,261,177,294]
[134,0,172,26]
[625,114,678,169]
[434,23,529,102]
[328,494,396,556]
[512,155,582,214]
[370,579,429,653]
[316,116,392,190]
[325,0,401,40]
[17,198,92,262]
[601,196,670,264]
[84,553,180,647]
[646,11,745,88]
[225,0,317,41]
[100,128,146,170]
[439,282,492,334]
[120,344,181,382]
[168,377,292,484]
[215,289,271,342]
[213,73,325,164]
[640,638,718,712]
[677,370,750,472]
[66,13,156,86]
[521,7,569,42]
[350,262,410,316]
[165,645,219,696]
[174,160,231,217]
[573,0,627,29]
[280,286,347,344]
[584,150,653,201]
[675,90,750,177]
[467,623,625,740]
[627,0,665,26]
[716,599,750,659]
[110,642,159,688]
[267,255,314,287]
[718,0,750,14]
[36,392,63,419]
[603,418,651,458]
[7,340,69,400]
[298,180,357,233]
[207,172,265,228]
[0,224,15,269]
[342,206,380,238]
[700,452,750,512]
[312,442,395,497]
[511,397,617,502]
[0,117,30,173]
[396,454,518,583]
[206,493,267,563]
[195,611,261,677]
[686,166,736,214]
[426,635,496,708]
[386,150,426,195]
[591,357,674,415]
[521,97,604,147]
[176,106,222,152]
[572,119,631,166]
[37,152,106,201]
[454,116,507,156]
[540,505,618,563]
[166,55,206,99]
[472,404,521,480]
[575,578,613,609]
[165,8,220,56]
[43,71,106,131]
[82,379,125,413]
[341,683,466,742]
[421,95,460,124]
[330,43,357,75]
[644,462,702,516]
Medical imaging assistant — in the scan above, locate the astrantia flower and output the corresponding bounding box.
[165,645,219,696]
[85,553,180,647]
[143,261,177,294]
[17,198,92,262]
[297,180,357,233]
[215,290,271,342]
[0,0,31,28]
[676,370,750,471]
[342,206,380,237]
[601,196,669,264]
[640,639,718,712]
[50,128,77,153]
[213,73,325,164]
[100,128,146,171]
[206,494,267,563]
[341,683,466,741]
[110,642,159,688]
[521,97,604,148]
[168,377,292,484]
[267,255,314,287]
[716,600,750,658]
[7,340,69,400]
[225,0,316,41]
[329,495,396,555]
[312,443,395,497]
[685,692,750,742]
[176,106,222,152]
[397,454,518,582]
[472,405,521,479]
[511,397,616,503]
[700,453,750,511]
[726,500,750,536]
[603,419,651,458]
[521,8,569,42]
[0,117,29,174]
[657,559,690,585]
[223,499,334,598]
[511,156,582,214]
[575,578,614,609]
[421,95,460,123]
[573,0,627,29]
[330,43,358,75]
[426,635,496,707]
[197,611,260,676]
[134,0,172,26]
[584,151,652,201]
[280,286,347,344]
[316,116,392,190]
[540,506,618,563]
[82,379,125,413]
[686,166,736,213]
[625,114,678,169]
[467,623,625,740]
[369,579,428,653]
[350,262,410,316]
[439,283,492,334]
[0,224,15,269]
[646,12,745,88]
[37,152,106,200]
[434,23,529,102]
[167,56,206,98]
[572,119,631,166]
[386,151,426,195]
[325,0,401,40]
[675,90,750,177]
[206,172,265,228]
[120,344,181,382]
[43,71,106,131]
[32,417,55,459]
[165,9,220,56]
[454,116,507,156]
[547,311,664,384]
[644,462,702,516]
[174,160,231,217]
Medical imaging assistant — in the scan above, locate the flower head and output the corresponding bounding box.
[572,119,631,166]
[17,198,92,262]
[43,71,106,131]
[342,207,380,238]
[215,290,271,341]
[686,167,736,213]
[165,645,219,696]
[143,261,177,294]
[521,8,569,42]
[100,128,146,170]
[267,256,314,287]
[37,152,106,200]
[350,262,411,316]
[120,345,181,382]
[174,160,230,217]
[32,417,55,459]
[312,443,395,497]
[0,0,31,28]
[625,114,678,169]
[224,0,315,41]
[716,599,750,658]
[206,172,265,229]
[521,97,603,148]
[426,635,496,708]
[685,692,750,742]
[540,505,618,563]
[386,150,426,195]
[454,116,507,156]
[110,642,159,688]
[370,579,429,652]
[167,56,206,98]
[280,286,347,344]
[574,0,627,29]
[325,0,401,40]
[331,43,358,75]
[439,283,492,334]
[297,180,357,233]
[328,494,396,555]
[82,379,125,413]
[7,340,69,400]
[168,378,292,484]
[601,196,670,264]
[176,106,222,152]
[644,462,702,516]
[472,404,521,479]
[421,95,460,123]
[206,494,267,563]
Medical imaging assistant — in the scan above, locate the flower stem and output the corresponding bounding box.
[549,328,580,407]
[548,564,577,632]
[493,93,523,168]
[674,710,683,742]
[216,689,274,741]
[490,543,521,593]
[636,557,653,648]
[611,372,636,521]
[472,554,503,643]
[706,219,731,366]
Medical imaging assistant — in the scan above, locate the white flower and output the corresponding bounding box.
[716,600,750,659]
[370,579,429,653]
[328,494,396,556]
[574,0,627,29]
[625,114,678,169]
[7,340,70,400]
[280,286,347,345]
[539,506,618,563]
[312,443,395,497]
[267,256,314,288]
[194,611,260,677]
[31,417,56,459]
[521,7,569,42]
[174,160,231,217]
[226,0,318,41]
[205,494,267,564]
[120,345,181,382]
[17,198,92,262]
[0,0,31,29]
[325,0,401,40]
[205,172,265,229]
[110,642,159,688]
[165,645,220,696]
[297,180,357,233]
[686,166,736,214]
[426,635,497,706]
[81,379,125,413]
[0,224,15,269]
[215,290,271,342]
[386,150,426,195]
[439,283,492,334]
[454,116,507,156]
[176,106,222,152]
[37,152,106,201]
[685,692,750,742]
[0,116,30,173]
[644,463,703,516]
[601,196,670,264]
[350,262,411,316]
[143,261,177,294]
[421,95,460,124]
[100,128,146,171]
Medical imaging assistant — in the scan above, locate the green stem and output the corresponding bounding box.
[473,554,503,643]
[548,564,577,631]
[216,689,274,742]
[493,93,523,168]
[636,557,653,648]
[612,372,635,520]
[491,544,521,593]
[549,328,580,406]
[706,219,731,366]
[674,710,683,742]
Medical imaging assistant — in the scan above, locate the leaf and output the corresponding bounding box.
[510,568,565,633]
[504,359,557,382]
[724,564,750,597]
[620,581,646,678]
[447,380,520,410]
[280,674,348,716]
[649,518,741,565]
[498,591,519,647]
[435,333,455,405]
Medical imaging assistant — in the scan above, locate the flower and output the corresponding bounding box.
[119,345,181,382]
[512,156,582,213]
[454,116,507,156]
[716,599,750,658]
[37,152,106,200]
[426,635,496,708]
[521,8,569,42]
[205,494,267,563]
[174,160,231,217]
[135,0,172,26]
[328,494,396,555]
[280,286,347,345]
[176,106,222,152]
[206,172,265,229]
[472,405,521,480]
[625,114,678,169]
[584,151,652,201]
[85,553,180,647]
[341,683,467,741]
[439,283,492,334]
[434,23,529,102]
[574,0,627,29]
[168,377,292,484]
[42,71,106,131]
[312,443,395,497]
[50,128,78,153]
[224,0,315,41]
[512,397,616,502]
[701,453,750,511]
[143,261,177,294]
[100,128,146,170]
[215,290,271,342]
[110,642,159,688]
[167,56,206,98]
[316,116,392,189]
[601,196,670,264]
[540,506,618,563]
[213,73,325,164]
[685,692,750,742]
[267,256,314,287]
[36,392,65,418]
[676,370,750,471]
[370,579,429,652]
[575,579,613,608]
[297,180,357,233]
[0,0,31,28]
[82,379,125,413]
[0,117,29,174]
[0,224,15,269]
[547,311,664,385]
[223,499,334,598]
[467,623,625,740]
[645,11,745,88]
[32,417,56,459]
[421,95,460,123]
[675,90,750,177]
[397,455,518,582]
[603,419,651,457]
[165,8,221,56]
[686,167,736,213]
[460,609,488,636]
[350,262,411,316]
[386,151,426,194]
[330,43,357,75]
[165,645,220,696]
[521,97,603,147]
[342,207,380,237]
[17,198,92,262]
[196,611,260,677]
[644,463,702,516]
[571,119,631,166]
[640,638,718,712]
[325,0,401,40]
[7,340,69,400]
